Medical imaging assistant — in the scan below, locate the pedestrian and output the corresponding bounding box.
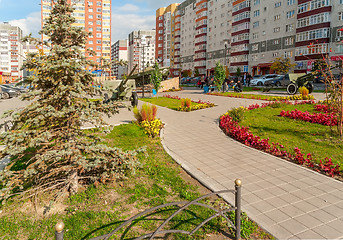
[247,73,252,87]
[200,76,205,89]
[241,73,247,86]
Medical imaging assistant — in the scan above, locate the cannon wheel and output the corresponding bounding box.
[287,83,298,95]
[131,92,138,107]
[306,82,314,94]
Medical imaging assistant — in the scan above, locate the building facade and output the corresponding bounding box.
[158,0,343,76]
[111,40,128,79]
[156,4,181,77]
[206,0,233,75]
[0,22,24,80]
[41,0,111,75]
[128,30,156,74]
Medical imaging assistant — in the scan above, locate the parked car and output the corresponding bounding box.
[264,75,289,87]
[0,85,20,99]
[3,84,28,93]
[250,74,279,86]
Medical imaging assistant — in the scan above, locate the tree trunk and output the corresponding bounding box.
[69,170,79,195]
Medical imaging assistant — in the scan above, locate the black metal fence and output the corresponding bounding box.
[55,179,242,240]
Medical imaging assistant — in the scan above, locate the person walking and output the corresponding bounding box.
[242,73,247,86]
[247,73,252,87]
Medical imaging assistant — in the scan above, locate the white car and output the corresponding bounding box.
[250,74,279,86]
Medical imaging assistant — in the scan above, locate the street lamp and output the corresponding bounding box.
[223,39,230,68]
[136,35,152,98]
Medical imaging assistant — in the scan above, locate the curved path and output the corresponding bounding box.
[147,89,342,239]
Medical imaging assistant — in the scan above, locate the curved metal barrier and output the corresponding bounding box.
[55,179,242,240]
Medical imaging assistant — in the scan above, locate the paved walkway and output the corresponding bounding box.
[106,89,343,240]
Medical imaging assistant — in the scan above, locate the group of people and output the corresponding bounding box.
[197,72,253,92]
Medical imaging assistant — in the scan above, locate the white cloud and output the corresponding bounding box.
[116,4,140,12]
[134,0,178,8]
[111,13,155,43]
[9,12,41,38]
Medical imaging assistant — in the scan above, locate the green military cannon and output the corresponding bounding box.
[103,65,138,107]
[286,73,314,95]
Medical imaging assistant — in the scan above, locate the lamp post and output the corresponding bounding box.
[223,39,230,69]
[137,35,152,98]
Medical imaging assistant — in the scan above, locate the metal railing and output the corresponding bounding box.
[55,179,242,240]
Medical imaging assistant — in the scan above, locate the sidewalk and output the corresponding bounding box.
[153,90,343,239]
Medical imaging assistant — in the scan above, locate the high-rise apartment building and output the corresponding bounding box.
[41,0,111,75]
[157,0,343,77]
[206,0,233,75]
[128,30,156,74]
[0,22,24,79]
[156,3,180,77]
[179,0,197,75]
[111,40,128,79]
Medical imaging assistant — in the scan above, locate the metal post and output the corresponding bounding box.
[235,179,242,240]
[142,46,145,98]
[55,222,64,240]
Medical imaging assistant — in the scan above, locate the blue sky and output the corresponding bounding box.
[0,0,177,42]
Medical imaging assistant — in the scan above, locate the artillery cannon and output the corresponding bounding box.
[103,65,139,107]
[286,73,314,95]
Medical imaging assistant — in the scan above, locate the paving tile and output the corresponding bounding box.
[278,218,308,236]
[293,214,323,229]
[312,224,343,239]
[321,205,343,218]
[305,197,331,209]
[290,189,314,200]
[254,212,277,226]
[264,224,293,239]
[267,196,289,209]
[241,192,263,204]
[265,186,288,196]
[293,229,325,239]
[293,200,318,213]
[308,209,338,224]
[253,189,275,200]
[278,193,302,204]
[264,209,291,223]
[279,205,305,218]
[251,200,276,213]
[278,183,301,193]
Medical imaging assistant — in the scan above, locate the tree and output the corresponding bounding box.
[214,62,226,92]
[194,68,200,77]
[150,62,163,91]
[236,67,242,77]
[270,57,296,74]
[0,0,139,201]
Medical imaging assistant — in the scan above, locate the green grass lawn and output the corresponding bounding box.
[0,124,272,239]
[241,103,343,168]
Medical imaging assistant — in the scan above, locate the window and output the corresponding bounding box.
[287,10,295,19]
[252,44,258,51]
[275,2,281,7]
[254,10,260,17]
[285,37,294,45]
[274,39,279,44]
[243,66,249,72]
[89,40,93,44]
[88,8,93,12]
[253,21,259,28]
[274,15,280,20]
[273,52,278,57]
[339,12,343,21]
[286,24,294,32]
[274,27,280,32]
[287,0,295,5]
[253,33,259,39]
[254,0,260,5]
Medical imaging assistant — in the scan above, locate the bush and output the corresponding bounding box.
[133,104,162,138]
[299,86,309,96]
[227,107,246,122]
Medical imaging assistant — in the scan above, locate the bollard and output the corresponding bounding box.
[55,222,65,240]
[235,179,242,240]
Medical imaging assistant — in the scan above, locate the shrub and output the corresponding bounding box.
[133,104,157,123]
[227,107,246,123]
[299,86,309,96]
[133,104,161,138]
[185,98,192,108]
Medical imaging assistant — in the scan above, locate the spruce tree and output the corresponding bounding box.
[0,0,139,200]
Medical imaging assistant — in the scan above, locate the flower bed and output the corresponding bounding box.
[207,92,315,101]
[163,94,215,112]
[220,102,341,178]
[280,109,337,126]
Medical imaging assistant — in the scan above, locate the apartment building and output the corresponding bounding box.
[156,3,180,77]
[0,22,24,80]
[158,0,343,76]
[179,0,197,75]
[23,40,40,78]
[128,30,156,74]
[249,0,297,75]
[111,40,128,79]
[206,0,233,75]
[41,0,111,75]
